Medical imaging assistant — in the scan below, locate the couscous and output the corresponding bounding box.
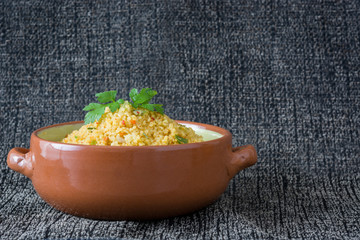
[62,95,203,146]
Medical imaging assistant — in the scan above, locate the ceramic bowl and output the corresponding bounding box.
[7,121,257,220]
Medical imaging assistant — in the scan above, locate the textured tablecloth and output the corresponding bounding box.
[1,1,359,239]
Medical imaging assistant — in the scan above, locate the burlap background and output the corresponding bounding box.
[1,1,359,239]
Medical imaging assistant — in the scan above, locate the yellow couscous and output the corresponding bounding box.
[62,101,203,146]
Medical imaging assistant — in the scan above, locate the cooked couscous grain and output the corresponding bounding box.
[62,101,203,146]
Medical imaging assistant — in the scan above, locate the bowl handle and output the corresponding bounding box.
[227,145,257,179]
[7,147,33,179]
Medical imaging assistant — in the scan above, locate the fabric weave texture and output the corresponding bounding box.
[1,0,359,239]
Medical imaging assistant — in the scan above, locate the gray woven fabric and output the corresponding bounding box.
[1,0,359,239]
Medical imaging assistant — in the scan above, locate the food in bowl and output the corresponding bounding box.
[63,101,203,146]
[62,88,203,146]
[7,87,258,220]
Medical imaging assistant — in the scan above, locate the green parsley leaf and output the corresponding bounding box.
[117,99,125,104]
[83,103,102,111]
[175,135,188,144]
[96,91,117,103]
[84,106,106,124]
[83,90,125,124]
[135,88,157,104]
[109,102,120,112]
[90,140,97,145]
[83,88,163,124]
[129,88,164,114]
[129,88,138,104]
[140,103,154,111]
[141,103,164,114]
[153,104,164,114]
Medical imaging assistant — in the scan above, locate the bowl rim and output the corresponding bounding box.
[31,120,232,149]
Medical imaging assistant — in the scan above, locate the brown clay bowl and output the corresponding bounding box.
[7,120,257,220]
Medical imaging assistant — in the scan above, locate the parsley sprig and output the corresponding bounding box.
[83,88,164,124]
[129,88,164,114]
[175,135,188,144]
[83,91,124,124]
